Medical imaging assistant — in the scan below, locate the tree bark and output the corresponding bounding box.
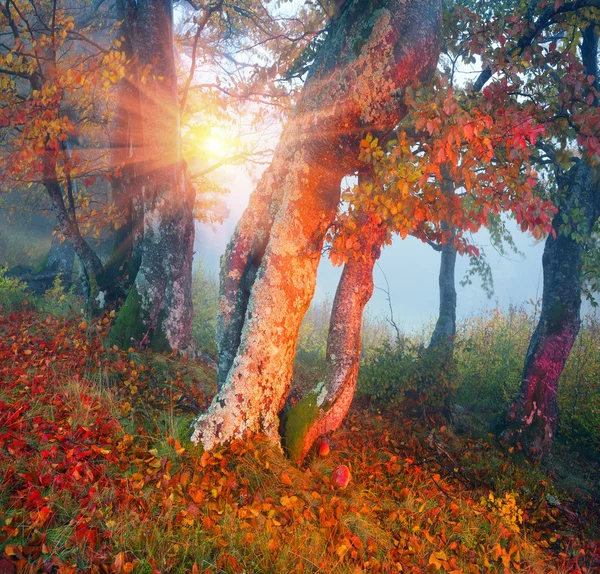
[282,215,386,463]
[102,0,143,295]
[428,223,457,353]
[109,0,196,352]
[193,0,442,452]
[43,170,105,285]
[501,159,600,459]
[216,160,285,388]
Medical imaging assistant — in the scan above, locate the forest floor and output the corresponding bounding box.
[1,310,599,573]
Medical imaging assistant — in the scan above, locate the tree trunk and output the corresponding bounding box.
[282,216,386,463]
[428,223,457,353]
[102,0,143,295]
[193,0,442,452]
[109,0,195,352]
[216,160,285,388]
[501,160,600,459]
[43,171,105,287]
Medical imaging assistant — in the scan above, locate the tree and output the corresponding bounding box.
[439,0,600,459]
[0,0,123,305]
[279,0,585,461]
[108,0,322,351]
[193,0,444,452]
[107,0,197,352]
[283,208,386,463]
[499,20,600,459]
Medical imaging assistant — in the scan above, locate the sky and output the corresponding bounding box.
[193,162,550,334]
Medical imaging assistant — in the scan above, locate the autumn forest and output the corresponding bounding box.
[1,0,600,571]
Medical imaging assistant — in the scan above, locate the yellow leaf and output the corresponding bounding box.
[428,552,442,570]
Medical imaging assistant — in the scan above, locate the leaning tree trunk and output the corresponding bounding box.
[193,0,442,452]
[501,160,600,460]
[216,160,286,388]
[43,170,105,287]
[282,215,387,463]
[109,0,195,352]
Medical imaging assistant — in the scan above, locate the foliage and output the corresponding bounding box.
[0,0,124,232]
[39,275,81,318]
[2,311,600,573]
[191,265,219,358]
[356,305,600,456]
[357,336,459,411]
[0,267,28,311]
[481,492,524,535]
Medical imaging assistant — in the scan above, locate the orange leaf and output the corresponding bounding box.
[200,451,210,467]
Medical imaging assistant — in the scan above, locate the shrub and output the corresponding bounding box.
[357,335,458,410]
[0,267,28,311]
[558,313,600,453]
[453,305,533,418]
[355,304,600,456]
[453,305,600,455]
[39,275,81,317]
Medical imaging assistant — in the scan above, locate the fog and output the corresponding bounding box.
[193,162,550,333]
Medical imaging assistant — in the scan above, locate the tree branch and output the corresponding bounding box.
[473,0,600,92]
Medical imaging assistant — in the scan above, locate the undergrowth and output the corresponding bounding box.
[357,305,600,456]
[1,311,599,573]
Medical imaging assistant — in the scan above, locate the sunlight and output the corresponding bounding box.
[203,134,232,160]
[184,125,237,164]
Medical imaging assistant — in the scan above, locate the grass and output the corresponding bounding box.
[0,309,599,573]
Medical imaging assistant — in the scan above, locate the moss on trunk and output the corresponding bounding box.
[109,284,145,348]
[281,386,323,463]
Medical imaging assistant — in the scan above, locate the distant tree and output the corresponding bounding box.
[0,0,123,304]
